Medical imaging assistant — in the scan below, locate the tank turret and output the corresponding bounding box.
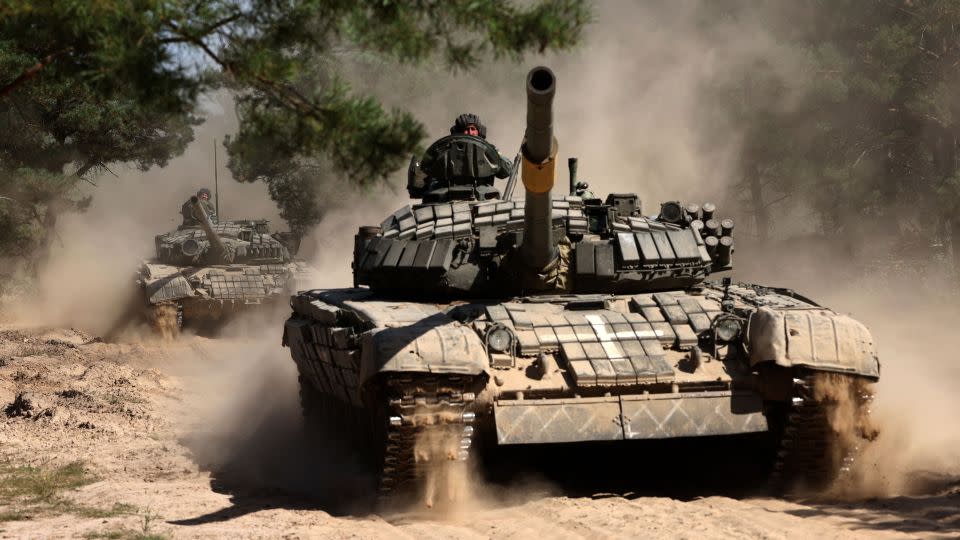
[190,196,230,263]
[353,66,736,296]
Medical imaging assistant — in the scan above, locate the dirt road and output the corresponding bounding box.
[0,324,957,539]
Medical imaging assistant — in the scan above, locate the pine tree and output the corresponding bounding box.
[0,0,591,269]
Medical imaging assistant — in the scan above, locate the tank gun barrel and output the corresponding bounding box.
[191,196,228,261]
[518,66,558,270]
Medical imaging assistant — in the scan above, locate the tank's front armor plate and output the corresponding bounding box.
[494,391,768,445]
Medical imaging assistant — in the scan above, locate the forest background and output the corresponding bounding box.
[2,0,959,287]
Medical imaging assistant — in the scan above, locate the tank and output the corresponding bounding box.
[137,197,317,334]
[282,67,879,498]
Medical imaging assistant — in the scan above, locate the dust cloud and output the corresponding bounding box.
[739,242,960,498]
[832,279,960,498]
[348,1,813,215]
[166,301,387,514]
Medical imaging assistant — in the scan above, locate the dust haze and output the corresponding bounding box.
[14,0,959,512]
[168,304,381,509]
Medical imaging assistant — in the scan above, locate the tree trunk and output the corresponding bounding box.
[932,127,960,276]
[31,198,65,274]
[747,164,770,243]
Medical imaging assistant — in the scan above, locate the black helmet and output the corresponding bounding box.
[450,113,486,139]
[197,188,212,198]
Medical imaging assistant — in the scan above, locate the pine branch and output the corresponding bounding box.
[0,48,73,98]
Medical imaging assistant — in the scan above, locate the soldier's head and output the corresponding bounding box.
[197,188,212,201]
[450,113,486,139]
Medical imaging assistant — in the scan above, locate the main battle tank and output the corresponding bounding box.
[137,197,316,333]
[283,67,879,497]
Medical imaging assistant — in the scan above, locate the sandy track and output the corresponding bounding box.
[0,325,957,539]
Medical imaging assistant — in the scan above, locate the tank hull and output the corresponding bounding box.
[138,261,316,328]
[283,282,878,494]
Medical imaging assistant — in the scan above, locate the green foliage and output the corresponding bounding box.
[0,0,202,268]
[0,0,591,262]
[261,169,325,236]
[220,0,591,232]
[0,460,111,522]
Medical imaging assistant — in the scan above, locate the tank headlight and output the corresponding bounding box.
[486,325,514,354]
[181,239,200,256]
[714,316,742,343]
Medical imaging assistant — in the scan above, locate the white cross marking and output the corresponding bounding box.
[585,313,663,345]
[585,314,628,358]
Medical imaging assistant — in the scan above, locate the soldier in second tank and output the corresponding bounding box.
[180,187,216,227]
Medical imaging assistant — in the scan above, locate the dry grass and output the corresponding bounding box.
[82,507,167,540]
[0,460,135,523]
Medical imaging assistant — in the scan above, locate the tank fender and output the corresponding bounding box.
[746,306,879,379]
[144,274,193,304]
[359,322,488,384]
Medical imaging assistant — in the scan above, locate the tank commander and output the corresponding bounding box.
[180,187,216,227]
[451,113,486,138]
[407,112,516,201]
[449,113,513,175]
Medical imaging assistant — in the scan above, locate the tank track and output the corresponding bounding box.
[770,370,876,493]
[148,302,183,338]
[377,374,481,496]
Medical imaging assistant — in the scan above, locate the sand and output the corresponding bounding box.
[0,322,957,539]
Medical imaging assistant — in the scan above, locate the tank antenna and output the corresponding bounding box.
[504,151,521,200]
[213,137,220,218]
[568,157,578,195]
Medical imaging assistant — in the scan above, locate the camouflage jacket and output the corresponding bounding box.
[180,198,216,227]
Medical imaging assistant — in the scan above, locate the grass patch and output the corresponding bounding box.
[84,531,167,540]
[83,508,166,540]
[0,460,136,523]
[0,509,29,521]
[75,502,139,519]
[0,461,93,504]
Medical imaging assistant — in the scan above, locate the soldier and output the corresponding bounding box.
[180,187,216,227]
[449,113,512,178]
[450,113,487,138]
[408,113,516,201]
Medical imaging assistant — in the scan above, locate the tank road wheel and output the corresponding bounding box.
[148,302,183,339]
[770,370,877,494]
